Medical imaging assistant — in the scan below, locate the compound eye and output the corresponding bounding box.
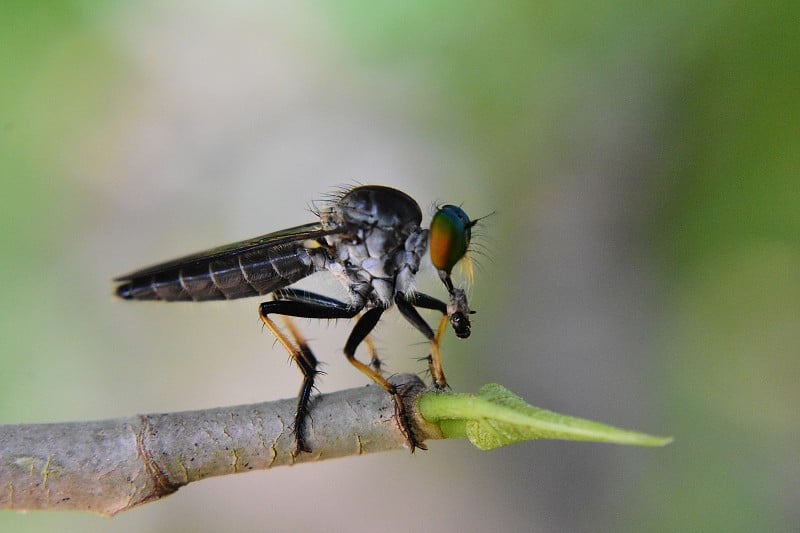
[429,205,472,274]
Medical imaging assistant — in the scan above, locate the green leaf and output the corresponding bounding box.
[418,383,672,450]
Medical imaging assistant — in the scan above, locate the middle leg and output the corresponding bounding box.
[394,292,451,389]
[342,306,426,451]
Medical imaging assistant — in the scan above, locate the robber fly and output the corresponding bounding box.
[115,185,477,454]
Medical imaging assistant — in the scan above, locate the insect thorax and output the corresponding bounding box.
[318,191,428,308]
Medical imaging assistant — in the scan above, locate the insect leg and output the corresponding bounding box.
[277,289,384,372]
[343,307,426,452]
[394,292,450,389]
[258,291,359,456]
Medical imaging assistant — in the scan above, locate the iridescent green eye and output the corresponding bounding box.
[429,205,472,274]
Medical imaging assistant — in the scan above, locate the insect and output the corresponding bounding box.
[115,185,477,455]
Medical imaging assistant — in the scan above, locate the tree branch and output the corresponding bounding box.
[0,374,438,516]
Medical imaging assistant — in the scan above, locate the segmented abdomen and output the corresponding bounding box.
[115,244,315,301]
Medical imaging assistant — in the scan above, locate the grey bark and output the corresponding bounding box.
[0,374,439,516]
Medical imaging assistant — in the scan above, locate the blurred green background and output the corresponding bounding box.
[1,1,797,532]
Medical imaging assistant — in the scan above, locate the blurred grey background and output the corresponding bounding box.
[1,2,797,532]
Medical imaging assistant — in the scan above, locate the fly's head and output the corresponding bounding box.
[429,204,479,339]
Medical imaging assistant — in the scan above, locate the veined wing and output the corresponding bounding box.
[115,222,336,302]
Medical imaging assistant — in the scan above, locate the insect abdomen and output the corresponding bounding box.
[115,244,315,302]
